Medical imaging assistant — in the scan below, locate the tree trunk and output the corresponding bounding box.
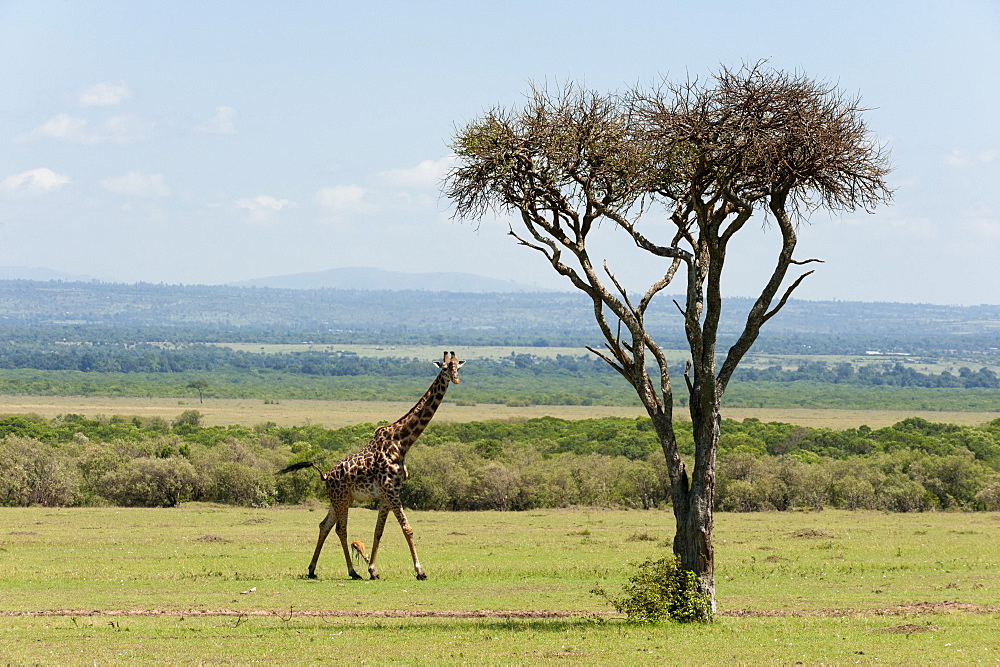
[649,398,719,612]
[676,408,718,611]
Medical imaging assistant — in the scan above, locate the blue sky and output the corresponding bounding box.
[1,0,998,305]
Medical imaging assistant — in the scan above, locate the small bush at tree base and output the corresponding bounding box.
[593,555,714,623]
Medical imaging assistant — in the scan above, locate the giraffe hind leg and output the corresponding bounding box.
[333,501,363,580]
[308,508,336,579]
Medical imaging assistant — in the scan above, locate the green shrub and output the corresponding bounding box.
[0,436,80,506]
[99,456,198,507]
[593,555,713,623]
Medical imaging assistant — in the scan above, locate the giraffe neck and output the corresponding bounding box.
[389,368,451,450]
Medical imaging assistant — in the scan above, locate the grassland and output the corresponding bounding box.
[2,394,999,430]
[214,342,1000,375]
[209,343,600,360]
[1,505,998,663]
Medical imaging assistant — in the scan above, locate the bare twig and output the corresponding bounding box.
[272,606,294,623]
[762,270,815,323]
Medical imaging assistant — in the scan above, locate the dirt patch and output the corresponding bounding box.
[195,534,230,543]
[885,600,988,615]
[1,601,994,620]
[625,532,658,542]
[723,600,995,618]
[881,623,937,634]
[790,529,833,539]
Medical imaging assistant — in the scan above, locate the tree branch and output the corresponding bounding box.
[603,260,635,315]
[586,345,626,375]
[762,269,814,323]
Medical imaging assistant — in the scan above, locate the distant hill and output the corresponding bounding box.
[230,267,556,293]
[0,266,98,282]
[0,279,998,353]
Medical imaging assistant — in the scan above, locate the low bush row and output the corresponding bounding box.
[1,412,998,511]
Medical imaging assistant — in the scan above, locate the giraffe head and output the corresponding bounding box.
[433,350,465,384]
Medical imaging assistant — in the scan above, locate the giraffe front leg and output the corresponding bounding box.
[390,501,426,580]
[366,504,390,580]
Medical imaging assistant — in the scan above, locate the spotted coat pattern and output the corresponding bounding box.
[304,351,464,581]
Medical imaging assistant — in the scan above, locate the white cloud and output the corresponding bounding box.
[236,194,294,221]
[25,114,94,143]
[23,113,152,144]
[1,168,71,195]
[102,172,170,197]
[944,148,997,167]
[79,81,132,107]
[198,106,238,135]
[944,149,967,167]
[378,155,457,188]
[962,219,1000,240]
[316,184,369,213]
[393,192,435,209]
[958,207,1000,241]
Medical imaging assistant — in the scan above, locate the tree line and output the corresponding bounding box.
[2,413,998,512]
[1,342,996,391]
[1,370,999,413]
[736,361,1000,389]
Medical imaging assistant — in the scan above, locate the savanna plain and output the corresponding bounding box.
[2,332,1000,662]
[2,502,999,663]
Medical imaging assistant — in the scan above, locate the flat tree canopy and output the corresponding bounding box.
[445,62,892,614]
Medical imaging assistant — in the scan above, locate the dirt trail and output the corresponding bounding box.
[723,600,995,617]
[1,601,993,619]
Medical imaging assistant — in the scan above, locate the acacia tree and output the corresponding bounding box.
[445,63,892,612]
[187,380,209,404]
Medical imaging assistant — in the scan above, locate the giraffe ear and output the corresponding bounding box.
[457,360,466,367]
[432,361,444,369]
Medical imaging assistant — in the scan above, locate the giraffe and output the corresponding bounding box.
[279,350,465,581]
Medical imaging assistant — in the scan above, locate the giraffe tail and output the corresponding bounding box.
[350,540,370,566]
[278,460,324,477]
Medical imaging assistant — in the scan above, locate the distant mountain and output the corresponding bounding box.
[230,266,558,293]
[1,279,998,351]
[0,266,98,282]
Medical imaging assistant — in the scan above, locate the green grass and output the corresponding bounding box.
[6,353,1000,412]
[212,343,1000,375]
[1,506,998,662]
[3,613,998,664]
[743,351,1000,375]
[2,394,998,431]
[209,343,605,361]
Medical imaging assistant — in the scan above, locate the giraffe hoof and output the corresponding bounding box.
[308,573,318,580]
[416,572,427,581]
[369,573,380,580]
[349,572,363,580]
